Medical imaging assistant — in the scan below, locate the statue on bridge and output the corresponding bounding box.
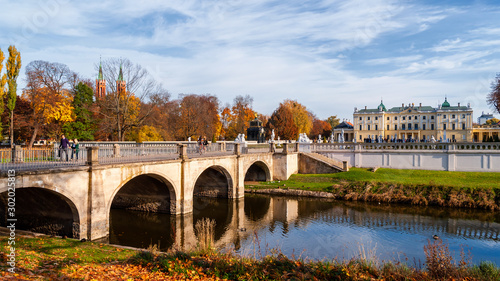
[298,133,312,143]
[270,129,275,143]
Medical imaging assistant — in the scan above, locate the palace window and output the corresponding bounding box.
[395,117,398,120]
[462,123,465,130]
[409,116,412,120]
[402,116,406,120]
[452,124,456,130]
[462,114,465,118]
[423,124,426,130]
[359,117,362,120]
[387,117,390,120]
[431,124,435,130]
[443,115,447,119]
[443,124,447,130]
[394,125,398,130]
[368,117,371,120]
[368,125,371,130]
[415,124,418,130]
[431,116,434,120]
[375,125,378,130]
[359,125,362,130]
[375,116,378,121]
[402,124,406,130]
[408,123,412,130]
[387,125,390,130]
[423,116,426,120]
[452,114,455,119]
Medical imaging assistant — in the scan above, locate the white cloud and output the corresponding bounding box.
[2,0,500,122]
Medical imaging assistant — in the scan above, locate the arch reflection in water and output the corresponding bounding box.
[108,194,500,265]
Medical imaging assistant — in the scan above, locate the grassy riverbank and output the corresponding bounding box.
[1,235,499,280]
[246,168,500,210]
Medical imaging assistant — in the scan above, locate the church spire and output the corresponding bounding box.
[117,61,124,82]
[97,56,104,80]
[95,56,106,99]
[116,60,126,94]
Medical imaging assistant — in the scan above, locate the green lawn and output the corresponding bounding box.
[248,168,500,190]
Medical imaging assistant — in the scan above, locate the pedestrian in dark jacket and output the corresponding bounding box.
[59,135,70,161]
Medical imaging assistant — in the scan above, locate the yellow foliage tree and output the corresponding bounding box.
[0,49,6,129]
[130,125,163,142]
[282,99,313,138]
[29,87,75,126]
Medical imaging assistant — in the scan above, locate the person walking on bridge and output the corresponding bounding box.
[59,134,70,161]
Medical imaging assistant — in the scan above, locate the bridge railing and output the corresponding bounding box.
[0,146,87,172]
[2,141,303,172]
[98,144,180,165]
[300,142,500,152]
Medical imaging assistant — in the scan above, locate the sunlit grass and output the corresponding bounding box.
[248,168,500,190]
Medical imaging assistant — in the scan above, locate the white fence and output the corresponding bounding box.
[300,142,500,172]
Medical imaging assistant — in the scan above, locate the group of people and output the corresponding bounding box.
[59,135,80,161]
[197,135,208,154]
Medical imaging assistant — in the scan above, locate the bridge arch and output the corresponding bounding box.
[192,165,234,198]
[0,186,81,238]
[108,173,178,215]
[244,160,272,182]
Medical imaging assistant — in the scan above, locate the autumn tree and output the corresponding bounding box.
[221,95,256,140]
[282,99,312,138]
[141,92,176,140]
[97,58,167,141]
[310,118,332,140]
[487,73,500,114]
[1,95,32,143]
[23,60,77,146]
[267,102,298,140]
[6,46,21,147]
[486,118,500,125]
[326,115,340,130]
[63,82,96,140]
[175,94,220,140]
[0,48,6,133]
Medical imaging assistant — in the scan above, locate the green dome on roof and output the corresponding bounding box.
[378,100,387,111]
[442,97,450,107]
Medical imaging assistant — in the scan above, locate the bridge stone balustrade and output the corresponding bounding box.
[301,142,500,172]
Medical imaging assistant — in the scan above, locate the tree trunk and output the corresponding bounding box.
[28,124,39,148]
[9,111,14,148]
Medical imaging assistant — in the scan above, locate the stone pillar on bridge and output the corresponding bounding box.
[12,145,24,163]
[113,144,120,157]
[234,143,241,156]
[87,147,99,166]
[282,143,289,154]
[343,161,349,171]
[179,144,188,160]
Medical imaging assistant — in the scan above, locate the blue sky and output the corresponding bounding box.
[1,0,499,121]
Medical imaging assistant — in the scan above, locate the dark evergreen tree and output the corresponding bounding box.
[63,82,96,140]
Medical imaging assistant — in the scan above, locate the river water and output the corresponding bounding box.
[109,194,500,265]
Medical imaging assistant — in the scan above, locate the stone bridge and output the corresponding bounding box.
[0,143,343,241]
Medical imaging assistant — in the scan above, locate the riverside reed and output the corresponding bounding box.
[247,168,500,210]
[1,235,499,280]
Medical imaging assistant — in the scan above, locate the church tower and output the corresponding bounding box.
[95,59,106,99]
[116,62,126,94]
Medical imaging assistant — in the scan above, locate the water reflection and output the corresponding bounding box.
[109,194,500,264]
